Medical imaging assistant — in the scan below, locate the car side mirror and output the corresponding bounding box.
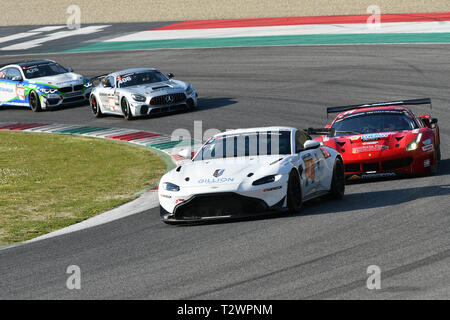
[304,140,321,150]
[167,73,174,79]
[12,76,23,82]
[67,67,74,72]
[178,149,191,159]
[324,123,332,129]
[430,118,438,125]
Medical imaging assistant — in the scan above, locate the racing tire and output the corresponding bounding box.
[121,98,133,120]
[29,91,42,112]
[430,144,441,175]
[286,170,302,213]
[186,99,195,111]
[90,96,103,118]
[328,158,345,200]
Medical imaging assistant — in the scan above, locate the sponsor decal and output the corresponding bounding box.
[302,154,315,185]
[198,177,235,184]
[361,132,394,141]
[117,75,132,84]
[423,139,431,145]
[424,159,431,168]
[16,86,25,100]
[263,186,282,192]
[352,145,389,153]
[320,147,331,158]
[422,144,433,151]
[160,194,172,199]
[213,169,225,178]
[108,96,116,110]
[361,172,396,179]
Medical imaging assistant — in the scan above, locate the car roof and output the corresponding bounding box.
[214,127,296,137]
[110,67,157,77]
[0,59,54,69]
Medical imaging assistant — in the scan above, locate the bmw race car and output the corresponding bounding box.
[89,68,198,120]
[0,60,91,111]
[315,98,441,180]
[159,127,345,224]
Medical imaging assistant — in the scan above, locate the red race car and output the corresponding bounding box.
[313,98,440,180]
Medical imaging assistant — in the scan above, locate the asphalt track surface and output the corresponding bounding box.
[1,44,450,299]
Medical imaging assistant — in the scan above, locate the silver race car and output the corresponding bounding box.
[89,68,198,120]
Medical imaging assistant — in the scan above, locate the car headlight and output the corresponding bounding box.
[186,85,193,95]
[406,133,422,151]
[40,88,58,94]
[252,174,281,186]
[132,94,146,102]
[84,82,93,88]
[162,182,180,192]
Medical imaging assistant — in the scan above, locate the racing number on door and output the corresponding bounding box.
[108,96,116,110]
[302,154,315,186]
[16,86,25,101]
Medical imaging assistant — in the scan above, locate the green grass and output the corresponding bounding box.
[0,131,167,245]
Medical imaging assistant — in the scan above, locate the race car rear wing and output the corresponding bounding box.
[326,98,432,115]
[304,128,335,137]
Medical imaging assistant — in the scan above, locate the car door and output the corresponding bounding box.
[0,67,26,106]
[295,130,324,197]
[9,67,27,106]
[99,76,118,113]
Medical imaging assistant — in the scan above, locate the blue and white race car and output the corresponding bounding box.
[0,59,92,111]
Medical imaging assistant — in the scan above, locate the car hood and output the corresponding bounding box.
[164,155,288,188]
[122,80,188,95]
[28,72,85,87]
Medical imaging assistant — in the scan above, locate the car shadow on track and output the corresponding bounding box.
[99,97,237,121]
[0,102,89,112]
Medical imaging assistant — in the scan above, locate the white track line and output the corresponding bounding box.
[107,21,450,42]
[1,25,111,50]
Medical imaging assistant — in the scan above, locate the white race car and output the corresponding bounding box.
[89,68,198,120]
[159,127,345,224]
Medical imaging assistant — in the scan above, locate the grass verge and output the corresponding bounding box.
[0,131,167,245]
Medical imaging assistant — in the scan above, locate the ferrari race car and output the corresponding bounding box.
[0,60,91,111]
[159,127,345,224]
[316,98,440,180]
[89,68,198,120]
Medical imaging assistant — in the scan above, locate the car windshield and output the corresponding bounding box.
[117,71,168,88]
[22,63,68,79]
[193,131,292,161]
[332,111,419,136]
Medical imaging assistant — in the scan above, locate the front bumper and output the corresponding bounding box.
[41,90,91,109]
[344,148,435,180]
[133,91,198,116]
[160,192,284,224]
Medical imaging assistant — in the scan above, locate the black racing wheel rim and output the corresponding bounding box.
[30,92,38,111]
[121,99,129,118]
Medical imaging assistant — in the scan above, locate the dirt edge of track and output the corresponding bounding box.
[2,0,449,26]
